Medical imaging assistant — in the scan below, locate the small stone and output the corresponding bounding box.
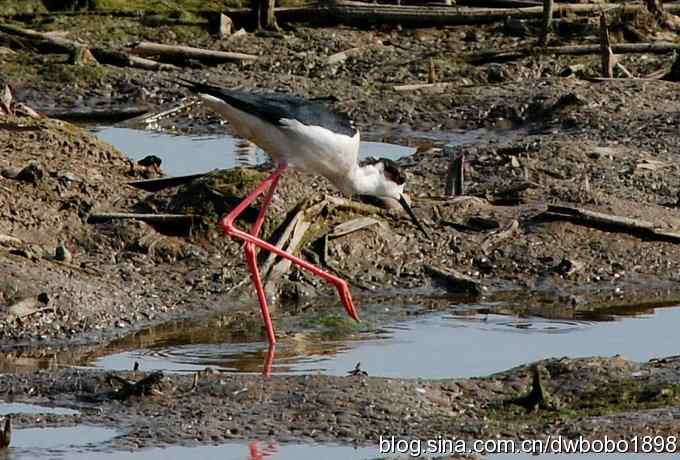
[55,242,72,263]
[487,64,507,83]
[16,161,44,184]
[137,155,162,168]
[0,166,20,179]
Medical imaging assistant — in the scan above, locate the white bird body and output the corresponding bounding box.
[201,94,369,196]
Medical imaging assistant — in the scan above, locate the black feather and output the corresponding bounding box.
[176,79,357,137]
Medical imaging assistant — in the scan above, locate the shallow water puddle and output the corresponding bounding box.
[0,402,78,416]
[8,439,675,460]
[59,442,380,460]
[90,304,680,379]
[92,127,417,176]
[5,425,117,459]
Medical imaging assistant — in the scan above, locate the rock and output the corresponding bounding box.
[55,241,72,263]
[504,18,530,37]
[424,264,482,295]
[16,161,45,184]
[555,93,586,108]
[137,155,162,168]
[0,167,20,179]
[474,255,495,273]
[487,64,507,83]
[559,64,586,78]
[555,258,584,277]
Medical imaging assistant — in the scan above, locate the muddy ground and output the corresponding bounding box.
[2,1,680,454]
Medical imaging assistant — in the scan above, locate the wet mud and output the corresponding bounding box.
[3,3,680,455]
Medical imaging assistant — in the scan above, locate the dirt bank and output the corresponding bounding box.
[2,355,679,453]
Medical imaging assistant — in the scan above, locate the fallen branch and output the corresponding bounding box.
[469,42,680,64]
[327,217,379,239]
[539,205,680,243]
[127,174,206,192]
[0,23,84,56]
[130,41,258,65]
[392,82,456,92]
[480,219,519,253]
[117,99,198,128]
[260,204,307,281]
[87,212,196,228]
[90,48,179,71]
[264,214,311,296]
[43,106,150,122]
[457,0,542,7]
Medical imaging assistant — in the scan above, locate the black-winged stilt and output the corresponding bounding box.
[179,80,428,347]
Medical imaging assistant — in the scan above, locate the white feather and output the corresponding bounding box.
[201,93,362,194]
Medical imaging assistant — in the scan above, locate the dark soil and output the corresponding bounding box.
[3,356,680,453]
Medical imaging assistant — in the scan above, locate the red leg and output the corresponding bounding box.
[221,164,360,346]
[244,169,283,345]
[221,215,360,323]
[226,165,286,345]
[263,343,275,377]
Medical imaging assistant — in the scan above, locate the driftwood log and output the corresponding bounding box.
[129,41,258,65]
[326,0,680,28]
[4,1,680,28]
[539,205,680,243]
[42,106,150,122]
[87,212,195,226]
[469,42,680,64]
[127,173,207,192]
[0,24,175,70]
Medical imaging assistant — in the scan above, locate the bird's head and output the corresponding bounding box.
[357,158,429,238]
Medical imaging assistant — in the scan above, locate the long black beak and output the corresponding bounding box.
[399,194,429,238]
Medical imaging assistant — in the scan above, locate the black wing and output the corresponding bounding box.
[177,79,357,137]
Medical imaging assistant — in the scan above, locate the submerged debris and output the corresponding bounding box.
[347,362,368,377]
[105,371,165,400]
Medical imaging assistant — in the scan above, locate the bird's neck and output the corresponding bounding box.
[344,164,381,196]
